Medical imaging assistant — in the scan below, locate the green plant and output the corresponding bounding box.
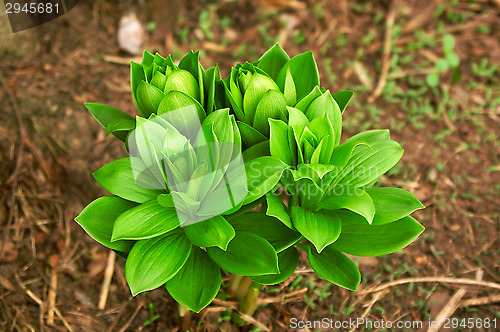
[426,34,461,87]
[75,44,424,319]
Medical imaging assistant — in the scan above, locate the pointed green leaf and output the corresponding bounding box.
[93,158,165,203]
[207,232,279,276]
[304,91,342,146]
[125,231,191,296]
[332,90,354,114]
[366,187,425,225]
[253,90,288,136]
[276,51,319,101]
[291,206,341,253]
[319,186,375,224]
[104,118,135,137]
[75,196,137,252]
[266,193,293,229]
[84,103,134,141]
[269,119,293,166]
[283,67,297,105]
[136,81,164,118]
[295,86,322,112]
[256,43,290,80]
[243,156,289,205]
[229,212,300,252]
[331,216,425,256]
[251,247,299,285]
[242,140,270,161]
[184,215,235,250]
[131,61,147,117]
[166,247,221,313]
[203,108,233,144]
[237,121,267,147]
[112,200,180,241]
[306,244,360,291]
[243,73,280,124]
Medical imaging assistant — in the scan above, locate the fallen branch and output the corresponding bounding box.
[98,250,116,310]
[459,293,500,307]
[357,276,500,295]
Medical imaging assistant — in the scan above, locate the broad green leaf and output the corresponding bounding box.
[331,216,425,256]
[178,50,204,105]
[253,90,288,136]
[329,141,370,169]
[276,51,319,101]
[266,193,293,229]
[257,43,290,80]
[112,200,180,241]
[229,213,300,252]
[207,232,279,276]
[136,81,164,118]
[75,196,137,252]
[242,140,270,161]
[291,206,341,253]
[203,108,233,144]
[294,86,322,112]
[184,215,235,250]
[336,140,404,188]
[306,244,360,291]
[84,103,134,141]
[366,187,425,225]
[93,158,164,203]
[304,91,342,146]
[243,73,280,124]
[332,90,354,114]
[319,186,375,224]
[125,231,192,296]
[104,118,135,136]
[166,247,221,313]
[243,156,289,205]
[269,119,293,166]
[251,247,299,285]
[237,121,267,147]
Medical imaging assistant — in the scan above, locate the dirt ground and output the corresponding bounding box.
[0,0,499,331]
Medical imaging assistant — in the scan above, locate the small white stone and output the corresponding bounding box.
[117,12,145,55]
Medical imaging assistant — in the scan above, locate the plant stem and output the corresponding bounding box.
[177,303,191,330]
[240,281,262,316]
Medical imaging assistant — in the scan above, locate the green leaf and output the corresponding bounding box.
[125,231,192,296]
[131,61,147,117]
[93,158,164,204]
[304,91,342,146]
[426,73,439,87]
[207,232,279,276]
[445,52,460,68]
[336,139,404,188]
[283,67,297,105]
[75,196,137,252]
[243,73,280,124]
[331,216,425,256]
[253,90,288,136]
[291,206,341,253]
[266,193,293,229]
[319,187,375,224]
[136,81,164,118]
[257,43,290,80]
[184,215,235,250]
[84,103,134,141]
[229,212,300,252]
[251,247,299,285]
[104,118,135,136]
[178,50,204,105]
[442,34,455,53]
[166,247,221,313]
[269,119,293,166]
[243,156,289,205]
[306,244,360,291]
[242,140,270,161]
[112,200,180,241]
[332,90,353,114]
[366,187,425,225]
[276,51,319,101]
[203,108,234,144]
[237,121,267,147]
[295,86,322,112]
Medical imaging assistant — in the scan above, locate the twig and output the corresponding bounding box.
[427,270,483,332]
[367,0,398,103]
[211,298,270,331]
[357,276,500,295]
[0,73,25,263]
[98,250,116,310]
[47,273,58,325]
[258,287,308,305]
[116,301,144,332]
[459,293,500,307]
[349,291,387,332]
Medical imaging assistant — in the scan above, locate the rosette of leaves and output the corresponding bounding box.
[83,50,221,143]
[75,98,290,312]
[266,101,425,290]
